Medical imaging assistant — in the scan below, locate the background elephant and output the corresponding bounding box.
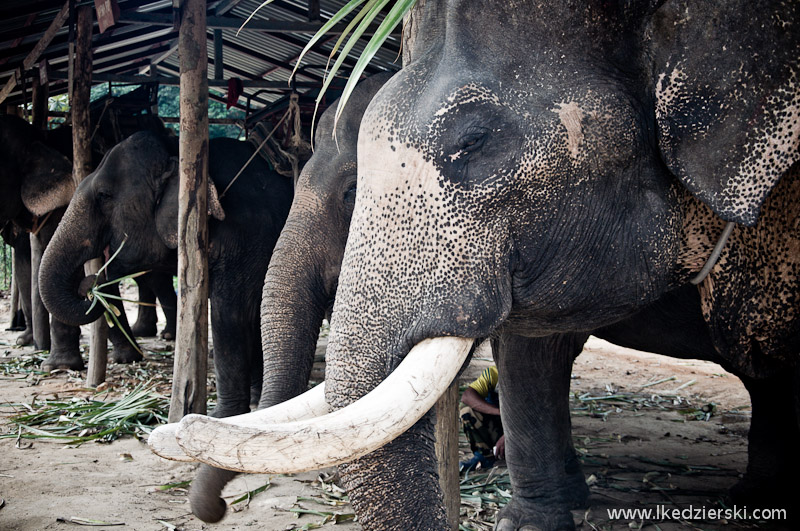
[0,114,174,370]
[179,1,799,530]
[39,130,293,419]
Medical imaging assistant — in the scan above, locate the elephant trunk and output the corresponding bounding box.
[259,217,330,408]
[39,193,105,326]
[188,214,331,523]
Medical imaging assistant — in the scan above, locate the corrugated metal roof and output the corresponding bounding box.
[0,0,402,121]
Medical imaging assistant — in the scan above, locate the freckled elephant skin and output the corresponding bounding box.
[39,131,293,420]
[309,1,800,530]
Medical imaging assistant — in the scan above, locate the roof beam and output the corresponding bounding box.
[46,70,324,89]
[117,11,401,35]
[0,0,69,104]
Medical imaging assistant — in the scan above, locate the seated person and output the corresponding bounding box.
[459,365,505,472]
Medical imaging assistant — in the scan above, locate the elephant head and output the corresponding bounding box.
[161,1,799,529]
[0,115,75,225]
[39,131,223,327]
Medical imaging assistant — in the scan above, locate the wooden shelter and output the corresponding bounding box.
[1,2,460,526]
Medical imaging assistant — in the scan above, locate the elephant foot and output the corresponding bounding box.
[160,328,175,341]
[564,454,589,509]
[41,348,84,372]
[729,473,796,509]
[110,344,144,364]
[496,497,575,531]
[131,320,157,338]
[16,327,34,346]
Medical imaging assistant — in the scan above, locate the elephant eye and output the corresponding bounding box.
[457,128,488,154]
[343,181,357,205]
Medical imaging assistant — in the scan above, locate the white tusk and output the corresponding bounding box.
[148,382,329,461]
[174,336,474,473]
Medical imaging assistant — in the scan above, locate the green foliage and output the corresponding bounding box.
[158,86,245,139]
[285,0,416,137]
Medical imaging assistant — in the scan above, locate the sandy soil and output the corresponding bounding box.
[0,287,788,531]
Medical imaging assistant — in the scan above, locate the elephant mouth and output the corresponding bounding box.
[148,336,474,472]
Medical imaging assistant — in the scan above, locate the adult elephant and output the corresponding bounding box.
[0,114,173,369]
[171,72,393,523]
[0,114,145,369]
[39,130,293,419]
[163,1,799,530]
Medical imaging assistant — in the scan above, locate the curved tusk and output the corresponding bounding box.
[148,382,329,461]
[174,336,474,473]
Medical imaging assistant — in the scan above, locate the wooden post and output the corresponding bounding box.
[30,233,50,350]
[31,76,48,131]
[9,250,19,327]
[71,6,107,387]
[168,0,209,423]
[435,382,461,530]
[213,30,223,80]
[30,73,52,351]
[307,0,320,21]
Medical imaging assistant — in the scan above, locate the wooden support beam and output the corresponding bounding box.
[30,72,48,132]
[71,6,108,388]
[117,11,402,36]
[435,382,461,531]
[169,0,209,423]
[213,29,223,80]
[0,0,70,104]
[46,70,322,88]
[29,72,51,354]
[307,0,320,21]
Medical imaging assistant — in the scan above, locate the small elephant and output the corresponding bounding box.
[167,2,800,530]
[39,130,293,419]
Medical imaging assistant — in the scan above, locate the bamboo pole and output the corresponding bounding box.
[70,6,108,387]
[168,0,209,422]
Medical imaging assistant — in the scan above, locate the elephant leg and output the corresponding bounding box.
[494,332,588,531]
[30,231,51,350]
[731,372,800,508]
[13,236,33,346]
[36,213,84,371]
[43,316,83,371]
[150,271,177,340]
[104,282,144,364]
[130,274,158,338]
[188,291,259,523]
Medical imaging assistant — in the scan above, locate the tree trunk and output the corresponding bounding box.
[169,0,209,422]
[71,5,107,387]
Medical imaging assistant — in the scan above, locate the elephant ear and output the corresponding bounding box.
[20,141,76,216]
[155,157,180,249]
[155,158,226,249]
[649,0,800,226]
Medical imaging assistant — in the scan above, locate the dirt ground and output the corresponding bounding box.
[0,287,789,530]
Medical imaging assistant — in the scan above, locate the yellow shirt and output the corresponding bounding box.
[468,366,498,399]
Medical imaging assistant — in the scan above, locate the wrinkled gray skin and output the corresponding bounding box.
[307,1,799,530]
[187,72,394,524]
[40,131,292,418]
